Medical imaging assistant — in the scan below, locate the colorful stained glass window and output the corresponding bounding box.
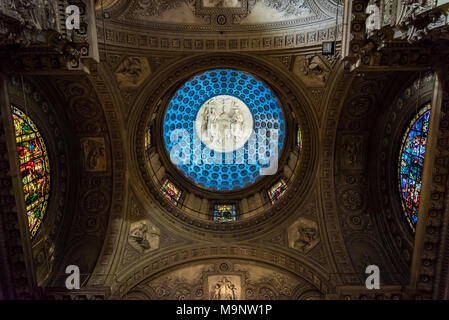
[398,103,431,233]
[160,179,182,206]
[297,125,303,150]
[213,204,237,222]
[145,126,151,151]
[268,179,287,205]
[11,105,51,239]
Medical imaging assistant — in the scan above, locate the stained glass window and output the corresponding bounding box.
[268,179,287,205]
[160,179,182,206]
[398,103,431,233]
[297,125,303,150]
[213,204,237,222]
[11,105,51,239]
[145,126,151,151]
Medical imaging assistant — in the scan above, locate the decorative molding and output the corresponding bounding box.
[96,25,343,52]
[84,62,128,286]
[319,64,358,285]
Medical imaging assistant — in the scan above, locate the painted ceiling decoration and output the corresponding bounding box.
[115,0,338,30]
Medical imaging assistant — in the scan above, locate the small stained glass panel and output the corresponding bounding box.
[213,204,237,222]
[398,103,431,233]
[11,105,51,239]
[160,179,182,206]
[297,125,303,150]
[145,126,151,151]
[268,179,287,205]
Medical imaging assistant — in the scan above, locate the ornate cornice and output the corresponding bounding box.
[97,23,343,53]
[0,0,99,74]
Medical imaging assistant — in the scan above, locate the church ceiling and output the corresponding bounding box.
[112,0,337,30]
[98,0,341,52]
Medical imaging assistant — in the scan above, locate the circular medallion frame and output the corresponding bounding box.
[132,54,318,237]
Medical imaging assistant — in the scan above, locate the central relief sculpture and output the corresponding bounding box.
[195,95,253,152]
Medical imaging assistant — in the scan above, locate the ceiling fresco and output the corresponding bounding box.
[111,0,339,31]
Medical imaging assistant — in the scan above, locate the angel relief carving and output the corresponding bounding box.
[288,217,319,254]
[128,220,160,254]
[341,136,364,168]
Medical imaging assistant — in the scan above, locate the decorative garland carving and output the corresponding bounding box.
[114,246,333,298]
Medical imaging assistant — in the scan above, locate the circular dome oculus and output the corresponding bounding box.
[163,69,286,191]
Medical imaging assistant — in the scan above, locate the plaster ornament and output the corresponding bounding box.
[195,95,253,152]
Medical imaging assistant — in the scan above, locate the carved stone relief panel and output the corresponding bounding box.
[339,135,365,170]
[114,56,151,88]
[262,196,328,269]
[137,264,215,300]
[207,275,241,300]
[128,220,161,254]
[292,55,330,87]
[124,0,316,26]
[233,264,300,300]
[82,137,107,172]
[126,260,320,300]
[120,195,195,272]
[288,217,319,254]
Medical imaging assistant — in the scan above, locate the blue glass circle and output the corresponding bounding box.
[163,69,286,191]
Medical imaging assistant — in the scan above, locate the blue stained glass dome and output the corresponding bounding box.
[163,69,286,191]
